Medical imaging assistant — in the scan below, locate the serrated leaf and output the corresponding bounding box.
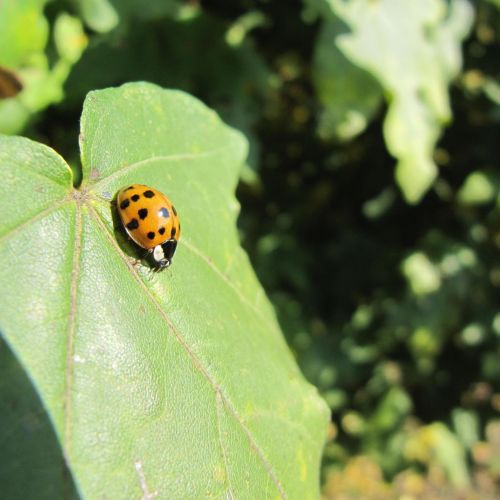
[0,82,328,498]
[323,0,473,203]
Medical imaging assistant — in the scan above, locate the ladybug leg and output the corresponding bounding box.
[129,250,148,268]
[130,257,142,268]
[145,253,158,279]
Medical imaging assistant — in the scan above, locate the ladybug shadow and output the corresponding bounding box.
[109,196,144,262]
[0,335,79,496]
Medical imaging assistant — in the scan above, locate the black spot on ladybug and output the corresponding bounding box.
[126,219,139,230]
[172,206,177,216]
[147,231,155,240]
[171,227,176,237]
[126,186,135,190]
[159,227,165,235]
[138,208,148,220]
[120,199,130,209]
[159,207,169,218]
[131,194,140,202]
[143,190,155,198]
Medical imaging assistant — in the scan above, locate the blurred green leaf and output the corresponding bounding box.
[452,408,480,449]
[226,11,269,47]
[77,0,119,33]
[0,0,49,133]
[342,411,366,435]
[402,252,441,295]
[458,170,497,204]
[487,0,500,9]
[0,0,49,67]
[76,0,183,32]
[406,423,470,487]
[0,2,87,134]
[409,327,440,358]
[54,13,89,64]
[312,17,383,141]
[319,0,473,202]
[0,83,328,498]
[368,387,412,433]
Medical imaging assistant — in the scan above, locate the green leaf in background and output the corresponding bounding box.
[452,408,480,450]
[0,0,49,68]
[401,252,442,296]
[0,1,87,134]
[312,0,473,203]
[457,170,497,204]
[487,0,500,9]
[76,0,183,33]
[0,83,328,498]
[312,17,383,141]
[405,422,470,487]
[77,0,119,33]
[0,0,49,133]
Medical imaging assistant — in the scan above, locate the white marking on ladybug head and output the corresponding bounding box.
[153,245,165,263]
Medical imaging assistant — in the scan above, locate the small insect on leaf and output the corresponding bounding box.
[116,184,181,270]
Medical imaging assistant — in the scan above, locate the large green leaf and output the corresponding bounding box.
[312,0,473,203]
[0,82,328,498]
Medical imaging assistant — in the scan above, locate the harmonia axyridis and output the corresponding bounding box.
[116,184,181,270]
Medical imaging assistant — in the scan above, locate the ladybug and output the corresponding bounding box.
[116,184,181,270]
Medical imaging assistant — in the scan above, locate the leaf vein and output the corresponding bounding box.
[63,202,83,459]
[0,199,70,244]
[91,146,232,189]
[6,161,70,187]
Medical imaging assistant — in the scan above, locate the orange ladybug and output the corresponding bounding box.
[116,184,180,270]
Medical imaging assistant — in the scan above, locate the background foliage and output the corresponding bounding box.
[2,0,500,496]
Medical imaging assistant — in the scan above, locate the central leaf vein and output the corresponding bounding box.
[63,202,83,456]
